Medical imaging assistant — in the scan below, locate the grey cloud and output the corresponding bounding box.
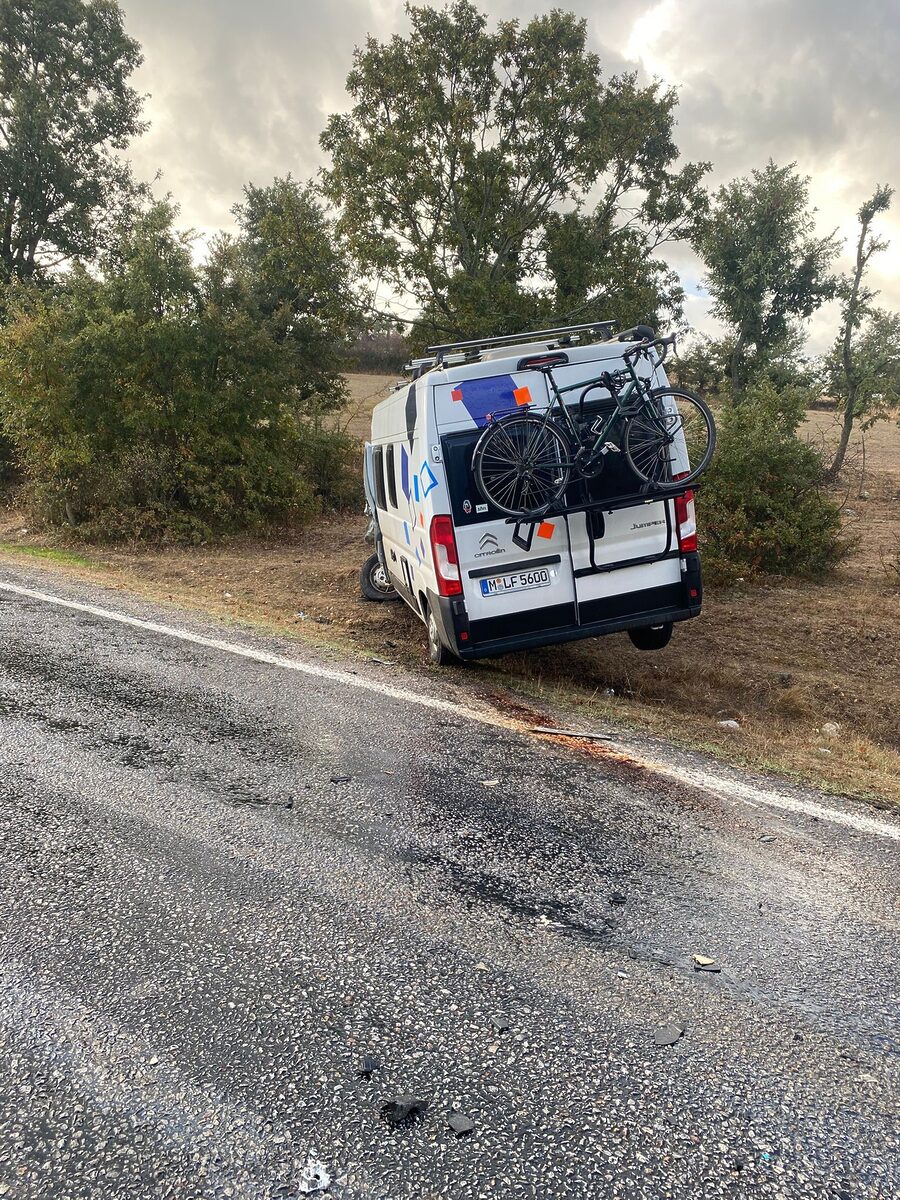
[118,0,900,346]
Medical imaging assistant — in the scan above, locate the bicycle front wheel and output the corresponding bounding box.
[623,388,716,488]
[472,415,572,517]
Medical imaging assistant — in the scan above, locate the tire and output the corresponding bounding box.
[628,622,673,651]
[359,553,400,602]
[623,388,716,488]
[426,604,457,666]
[472,414,571,517]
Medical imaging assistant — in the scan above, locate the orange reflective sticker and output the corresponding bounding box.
[513,386,532,406]
[537,521,555,540]
[419,513,425,527]
[451,387,463,402]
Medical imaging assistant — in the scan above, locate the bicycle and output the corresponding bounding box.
[471,331,716,518]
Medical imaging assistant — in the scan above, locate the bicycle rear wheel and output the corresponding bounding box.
[623,388,716,488]
[472,415,571,517]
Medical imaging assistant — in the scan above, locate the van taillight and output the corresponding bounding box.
[674,490,697,552]
[429,515,463,596]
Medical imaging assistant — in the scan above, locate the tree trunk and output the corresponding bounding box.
[730,319,748,402]
[829,388,857,478]
[827,215,870,479]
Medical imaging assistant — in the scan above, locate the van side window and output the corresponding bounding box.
[386,444,398,509]
[374,446,387,511]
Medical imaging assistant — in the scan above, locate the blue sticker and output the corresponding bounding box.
[400,447,410,500]
[451,375,520,427]
[403,521,410,545]
[415,546,421,564]
[419,540,426,561]
[420,461,438,497]
[413,474,420,502]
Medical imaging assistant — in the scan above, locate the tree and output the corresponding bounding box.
[826,186,896,478]
[544,208,686,332]
[694,162,839,398]
[0,0,145,286]
[321,0,707,343]
[225,177,362,410]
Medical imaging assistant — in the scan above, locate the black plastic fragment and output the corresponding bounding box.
[609,892,627,905]
[489,1014,511,1033]
[447,1111,476,1136]
[381,1095,429,1126]
[358,1053,380,1078]
[330,776,351,784]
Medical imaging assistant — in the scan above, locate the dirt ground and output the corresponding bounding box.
[1,374,898,807]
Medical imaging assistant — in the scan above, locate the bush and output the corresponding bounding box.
[0,203,357,541]
[698,381,847,583]
[296,423,363,511]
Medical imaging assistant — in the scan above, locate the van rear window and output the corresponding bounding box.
[373,446,387,510]
[386,444,398,508]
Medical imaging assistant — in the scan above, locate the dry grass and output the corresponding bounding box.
[1,379,898,808]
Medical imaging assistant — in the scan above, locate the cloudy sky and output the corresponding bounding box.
[120,0,900,350]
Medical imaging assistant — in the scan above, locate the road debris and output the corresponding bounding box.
[369,657,394,666]
[447,1111,476,1137]
[480,779,499,787]
[692,954,722,973]
[358,1053,380,1078]
[329,776,351,784]
[490,1014,511,1033]
[717,719,741,731]
[609,891,627,905]
[298,1156,331,1195]
[381,1096,430,1126]
[530,726,614,741]
[654,1022,686,1047]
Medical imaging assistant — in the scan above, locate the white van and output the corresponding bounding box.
[362,322,703,665]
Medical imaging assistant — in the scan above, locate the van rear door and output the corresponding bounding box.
[434,375,578,644]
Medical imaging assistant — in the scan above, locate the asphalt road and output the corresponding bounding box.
[0,563,897,1200]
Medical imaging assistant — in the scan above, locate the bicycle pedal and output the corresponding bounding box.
[600,441,621,455]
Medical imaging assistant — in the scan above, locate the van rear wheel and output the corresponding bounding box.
[628,622,673,651]
[426,605,457,666]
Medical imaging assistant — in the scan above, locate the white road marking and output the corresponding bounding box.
[2,578,898,843]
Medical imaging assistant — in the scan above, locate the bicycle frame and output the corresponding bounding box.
[531,352,667,467]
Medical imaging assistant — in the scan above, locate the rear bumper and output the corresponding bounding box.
[437,552,703,661]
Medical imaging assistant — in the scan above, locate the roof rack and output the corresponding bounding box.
[425,320,618,361]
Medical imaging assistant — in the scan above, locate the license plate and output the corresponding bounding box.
[480,568,552,597]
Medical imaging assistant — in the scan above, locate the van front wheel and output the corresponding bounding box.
[628,622,673,651]
[360,553,400,602]
[427,605,457,666]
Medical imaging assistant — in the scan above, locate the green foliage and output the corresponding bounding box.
[0,0,146,285]
[226,177,362,407]
[673,331,822,404]
[694,162,839,397]
[698,381,846,583]
[0,202,356,541]
[827,306,900,426]
[321,0,707,344]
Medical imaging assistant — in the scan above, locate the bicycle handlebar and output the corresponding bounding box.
[622,332,677,364]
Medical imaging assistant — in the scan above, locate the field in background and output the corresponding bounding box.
[1,374,898,807]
